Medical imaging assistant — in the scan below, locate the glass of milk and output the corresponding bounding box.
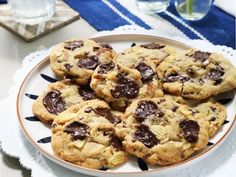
[9,0,55,25]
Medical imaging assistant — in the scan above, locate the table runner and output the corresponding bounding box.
[64,0,235,49]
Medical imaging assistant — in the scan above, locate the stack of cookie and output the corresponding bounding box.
[32,39,236,170]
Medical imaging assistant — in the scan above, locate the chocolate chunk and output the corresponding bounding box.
[192,51,211,62]
[64,40,84,50]
[43,90,65,115]
[64,121,89,141]
[93,107,121,124]
[111,73,139,99]
[64,64,73,71]
[98,62,115,74]
[157,99,166,104]
[172,105,179,112]
[214,78,223,85]
[186,68,195,78]
[179,119,199,143]
[78,55,99,70]
[140,43,165,49]
[207,69,224,80]
[135,101,158,122]
[79,85,97,100]
[98,42,113,49]
[163,72,190,83]
[110,135,124,150]
[210,117,216,121]
[133,124,159,148]
[135,62,155,83]
[210,106,216,112]
[93,46,100,51]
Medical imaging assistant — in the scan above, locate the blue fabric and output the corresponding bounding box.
[49,0,236,49]
[64,0,130,30]
[0,0,7,4]
[159,0,235,48]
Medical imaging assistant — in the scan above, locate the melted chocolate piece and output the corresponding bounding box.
[192,51,211,62]
[110,135,124,150]
[186,68,195,78]
[210,117,216,121]
[43,90,65,115]
[98,62,115,74]
[135,62,155,83]
[64,40,84,50]
[133,124,159,148]
[111,73,139,99]
[94,107,121,124]
[79,85,97,100]
[140,43,165,49]
[179,119,199,143]
[98,42,113,49]
[64,121,89,141]
[207,69,224,80]
[210,106,216,112]
[78,55,99,70]
[64,64,73,71]
[163,72,190,83]
[135,101,159,122]
[172,105,179,112]
[93,46,100,51]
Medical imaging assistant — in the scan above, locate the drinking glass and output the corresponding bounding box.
[136,0,170,14]
[175,0,212,21]
[9,0,55,25]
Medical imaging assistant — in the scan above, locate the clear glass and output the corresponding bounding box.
[9,0,55,25]
[136,0,170,14]
[175,0,212,21]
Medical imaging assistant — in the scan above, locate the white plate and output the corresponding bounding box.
[16,34,236,177]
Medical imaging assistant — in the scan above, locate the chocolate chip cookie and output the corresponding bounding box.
[123,42,175,66]
[158,49,236,99]
[116,97,209,165]
[50,40,115,85]
[164,95,227,137]
[51,100,128,169]
[32,80,98,123]
[90,59,164,111]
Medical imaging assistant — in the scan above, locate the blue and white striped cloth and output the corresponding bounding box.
[64,0,235,49]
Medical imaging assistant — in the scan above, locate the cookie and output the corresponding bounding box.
[157,49,236,99]
[116,97,209,165]
[164,95,227,137]
[32,80,98,123]
[90,59,163,111]
[50,40,115,85]
[123,42,175,66]
[51,100,128,169]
